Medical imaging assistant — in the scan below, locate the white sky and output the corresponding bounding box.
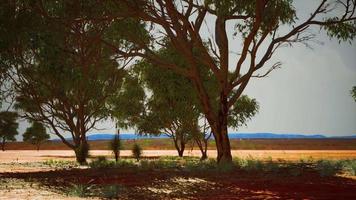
[4,1,356,140]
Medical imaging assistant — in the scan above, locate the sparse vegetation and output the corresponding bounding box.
[316,160,342,177]
[132,143,142,161]
[67,184,89,197]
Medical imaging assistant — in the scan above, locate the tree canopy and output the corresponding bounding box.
[23,122,50,150]
[0,1,145,163]
[0,111,18,151]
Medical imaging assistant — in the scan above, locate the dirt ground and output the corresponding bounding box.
[1,150,356,199]
[1,150,356,163]
[1,164,356,200]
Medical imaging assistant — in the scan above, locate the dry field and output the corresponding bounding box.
[1,150,356,164]
[1,142,356,199]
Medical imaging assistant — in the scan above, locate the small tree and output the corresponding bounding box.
[351,86,356,102]
[132,143,142,161]
[110,134,121,162]
[23,122,50,151]
[0,111,18,151]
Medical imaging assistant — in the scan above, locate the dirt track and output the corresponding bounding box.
[1,150,356,163]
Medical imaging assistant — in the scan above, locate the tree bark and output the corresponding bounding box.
[213,93,232,164]
[74,136,89,164]
[173,138,185,157]
[194,137,208,160]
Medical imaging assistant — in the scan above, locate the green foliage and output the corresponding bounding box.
[316,160,342,177]
[0,1,142,161]
[132,143,142,161]
[23,122,49,150]
[0,111,18,150]
[340,159,356,176]
[351,86,356,102]
[324,18,356,43]
[67,184,89,197]
[108,74,146,129]
[89,156,116,168]
[228,95,259,128]
[42,159,79,168]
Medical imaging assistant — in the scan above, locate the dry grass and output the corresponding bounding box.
[1,150,356,164]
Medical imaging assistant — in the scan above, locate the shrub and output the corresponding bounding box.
[67,184,89,197]
[110,135,121,162]
[42,159,78,168]
[341,159,356,176]
[132,143,142,161]
[316,160,342,177]
[89,156,115,168]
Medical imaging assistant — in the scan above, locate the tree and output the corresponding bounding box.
[351,86,356,102]
[133,55,201,157]
[0,111,18,151]
[111,0,356,163]
[0,1,143,164]
[110,134,121,162]
[123,46,258,159]
[23,122,50,151]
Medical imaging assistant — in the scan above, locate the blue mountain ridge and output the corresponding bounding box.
[68,133,356,141]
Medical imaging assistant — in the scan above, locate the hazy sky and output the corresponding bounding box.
[4,1,356,140]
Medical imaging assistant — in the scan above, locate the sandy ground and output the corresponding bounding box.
[1,150,356,163]
[1,150,356,199]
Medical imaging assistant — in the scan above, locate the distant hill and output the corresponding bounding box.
[74,133,356,141]
[86,133,169,140]
[228,133,326,139]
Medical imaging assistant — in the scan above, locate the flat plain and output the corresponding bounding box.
[1,139,356,199]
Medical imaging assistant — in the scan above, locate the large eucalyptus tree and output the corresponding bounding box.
[109,0,356,163]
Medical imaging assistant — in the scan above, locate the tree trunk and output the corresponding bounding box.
[74,138,89,164]
[115,128,120,162]
[173,139,185,157]
[213,93,232,164]
[36,144,40,151]
[201,151,208,160]
[114,152,118,162]
[194,137,208,160]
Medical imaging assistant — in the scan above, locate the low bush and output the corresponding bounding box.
[89,156,115,168]
[67,184,89,197]
[132,143,142,161]
[42,159,79,168]
[340,159,356,176]
[316,160,342,177]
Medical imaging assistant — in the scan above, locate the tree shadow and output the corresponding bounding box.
[1,168,356,199]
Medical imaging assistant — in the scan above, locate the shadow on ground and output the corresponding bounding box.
[1,167,356,200]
